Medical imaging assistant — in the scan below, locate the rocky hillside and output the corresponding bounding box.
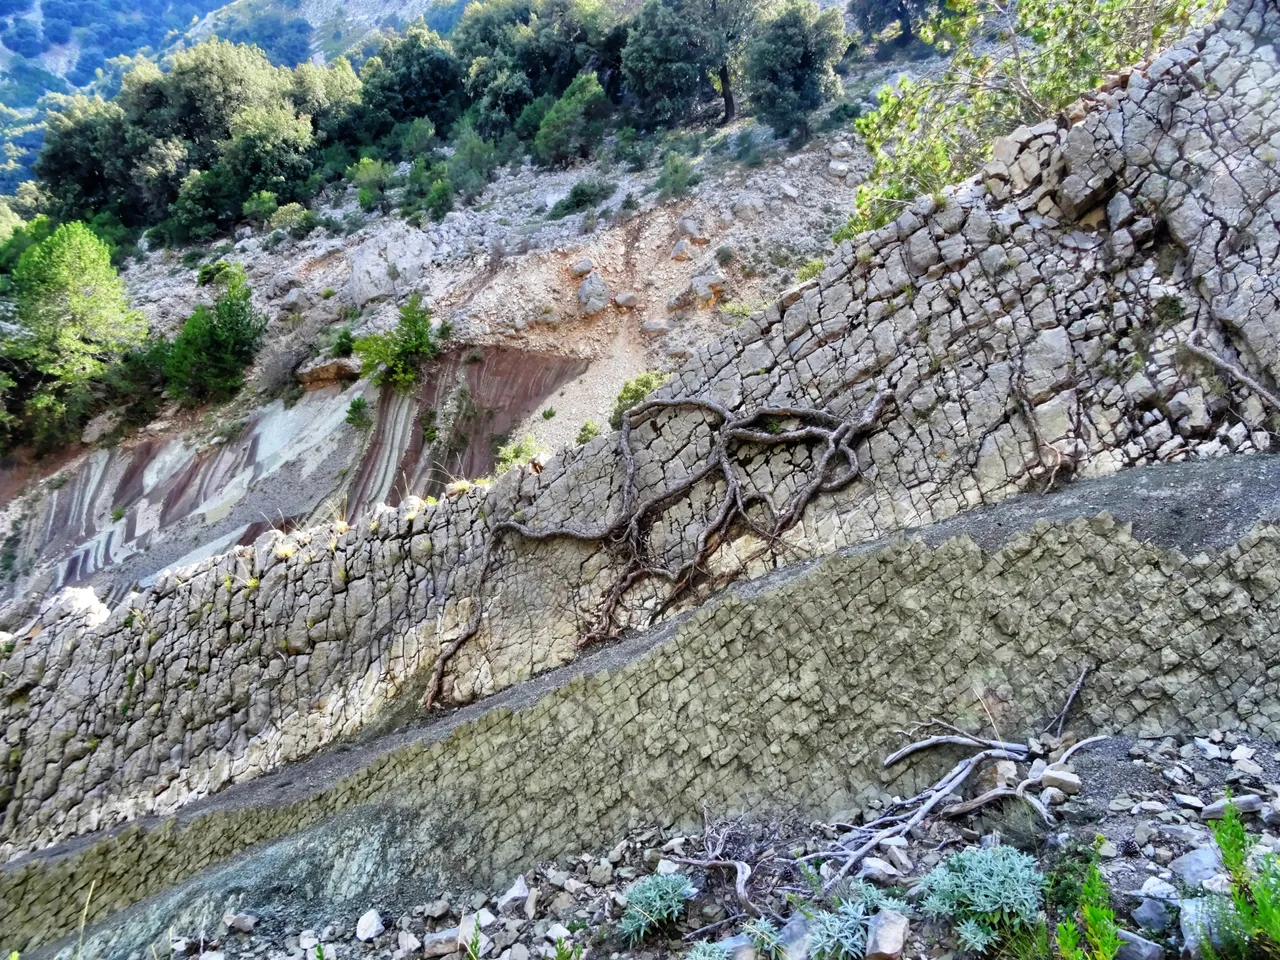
[0,117,868,610]
[2,0,1279,956]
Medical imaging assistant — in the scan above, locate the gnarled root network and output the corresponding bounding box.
[788,670,1105,889]
[424,389,890,709]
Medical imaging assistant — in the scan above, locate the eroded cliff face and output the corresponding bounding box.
[0,345,586,607]
[1,0,1277,890]
[0,111,870,608]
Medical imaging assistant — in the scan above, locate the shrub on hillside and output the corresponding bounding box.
[515,94,557,142]
[165,264,267,405]
[918,845,1044,953]
[655,152,697,198]
[619,874,691,943]
[494,434,545,473]
[241,190,278,226]
[447,121,498,202]
[533,73,611,166]
[548,179,616,219]
[353,293,451,391]
[610,371,669,429]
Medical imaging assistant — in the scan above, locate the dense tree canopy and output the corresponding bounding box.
[0,221,144,449]
[845,0,938,44]
[621,0,726,125]
[744,0,843,138]
[359,23,464,137]
[15,0,839,242]
[839,0,1221,239]
[9,221,142,385]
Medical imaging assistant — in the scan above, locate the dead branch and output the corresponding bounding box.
[1045,664,1090,738]
[1013,365,1070,493]
[1060,734,1108,764]
[884,727,1028,766]
[424,390,890,708]
[1184,331,1280,414]
[820,747,1027,889]
[794,670,1096,884]
[670,857,759,917]
[683,915,744,941]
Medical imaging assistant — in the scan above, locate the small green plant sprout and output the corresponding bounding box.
[743,918,785,960]
[551,938,583,960]
[1205,794,1280,954]
[610,371,670,429]
[495,435,546,474]
[619,873,693,943]
[575,420,602,445]
[1055,854,1122,960]
[686,941,731,960]
[1154,293,1185,326]
[321,288,336,299]
[796,259,825,282]
[542,407,556,420]
[464,922,484,960]
[111,507,125,522]
[918,845,1045,953]
[346,396,373,430]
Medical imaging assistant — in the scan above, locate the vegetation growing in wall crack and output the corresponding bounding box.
[609,371,670,429]
[837,0,1222,240]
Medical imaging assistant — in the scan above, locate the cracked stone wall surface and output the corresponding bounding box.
[5,506,1280,955]
[2,0,1278,865]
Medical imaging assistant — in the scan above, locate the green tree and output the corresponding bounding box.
[290,57,363,143]
[621,0,726,125]
[34,95,133,222]
[395,116,437,157]
[534,72,610,165]
[515,93,557,141]
[846,0,936,45]
[447,121,498,201]
[117,41,292,172]
[8,222,144,387]
[165,263,267,405]
[838,0,1220,240]
[242,190,278,225]
[706,0,776,123]
[354,293,451,390]
[220,103,315,201]
[359,22,464,138]
[2,222,145,449]
[346,156,395,192]
[0,200,21,244]
[744,0,844,139]
[466,53,536,139]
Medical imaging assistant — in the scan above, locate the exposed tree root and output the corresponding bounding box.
[787,679,1102,889]
[1183,331,1280,414]
[423,390,891,709]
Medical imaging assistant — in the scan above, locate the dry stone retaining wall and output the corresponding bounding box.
[2,0,1279,868]
[5,491,1280,955]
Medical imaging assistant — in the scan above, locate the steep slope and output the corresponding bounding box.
[2,0,1279,953]
[0,122,861,608]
